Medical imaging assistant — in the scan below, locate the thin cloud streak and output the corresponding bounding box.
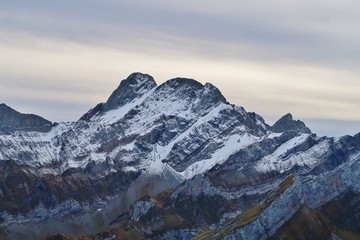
[1,1,359,67]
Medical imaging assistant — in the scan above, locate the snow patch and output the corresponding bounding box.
[123,166,139,172]
[266,132,283,139]
[99,87,156,124]
[180,132,259,179]
[255,134,330,173]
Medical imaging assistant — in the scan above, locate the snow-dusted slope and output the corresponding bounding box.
[0,73,267,178]
[1,72,359,240]
[0,73,268,226]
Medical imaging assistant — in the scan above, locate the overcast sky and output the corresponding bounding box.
[1,0,360,137]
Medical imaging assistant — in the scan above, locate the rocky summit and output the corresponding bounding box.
[0,104,53,134]
[0,72,359,240]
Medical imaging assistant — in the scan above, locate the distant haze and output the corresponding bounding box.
[1,0,360,137]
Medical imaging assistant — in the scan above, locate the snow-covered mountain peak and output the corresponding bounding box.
[157,78,226,103]
[153,78,227,117]
[80,72,157,121]
[102,72,156,110]
[158,77,203,90]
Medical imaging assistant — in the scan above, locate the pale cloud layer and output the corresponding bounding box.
[0,0,360,137]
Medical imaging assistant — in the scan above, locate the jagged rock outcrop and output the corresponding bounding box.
[271,113,311,134]
[214,176,303,240]
[0,103,52,134]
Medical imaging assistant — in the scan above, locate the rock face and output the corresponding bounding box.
[0,72,359,240]
[80,72,157,121]
[0,103,52,134]
[271,113,311,134]
[270,205,332,240]
[320,191,360,238]
[219,176,303,240]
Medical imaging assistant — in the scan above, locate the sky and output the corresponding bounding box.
[0,0,360,137]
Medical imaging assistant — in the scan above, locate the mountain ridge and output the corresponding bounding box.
[0,72,359,240]
[0,103,53,134]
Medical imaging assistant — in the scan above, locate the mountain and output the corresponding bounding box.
[271,113,311,134]
[0,72,359,240]
[0,103,53,134]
